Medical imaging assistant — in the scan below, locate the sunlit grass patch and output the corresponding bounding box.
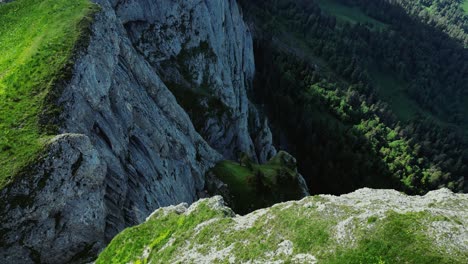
[0,0,98,188]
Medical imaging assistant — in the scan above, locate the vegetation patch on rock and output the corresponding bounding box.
[96,188,468,264]
[207,151,306,214]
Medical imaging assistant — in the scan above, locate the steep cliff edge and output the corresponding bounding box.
[97,189,468,263]
[0,0,282,263]
[118,0,276,162]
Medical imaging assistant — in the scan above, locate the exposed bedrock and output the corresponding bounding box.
[0,0,283,263]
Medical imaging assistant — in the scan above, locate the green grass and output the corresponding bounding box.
[316,0,388,30]
[96,201,233,264]
[96,198,467,264]
[367,216,378,224]
[462,0,468,14]
[209,151,303,214]
[0,0,98,188]
[370,69,420,122]
[370,68,466,129]
[211,160,255,210]
[331,211,462,264]
[96,199,335,264]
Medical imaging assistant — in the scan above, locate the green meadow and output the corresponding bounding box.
[316,0,388,30]
[0,0,98,188]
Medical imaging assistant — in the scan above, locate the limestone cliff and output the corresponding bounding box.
[0,0,282,263]
[97,188,468,263]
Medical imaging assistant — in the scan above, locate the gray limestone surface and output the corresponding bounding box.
[0,0,284,263]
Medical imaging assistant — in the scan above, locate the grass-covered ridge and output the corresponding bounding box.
[0,0,98,188]
[462,0,468,14]
[207,151,305,214]
[316,0,388,30]
[96,189,468,263]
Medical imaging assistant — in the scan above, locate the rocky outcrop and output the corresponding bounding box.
[0,0,281,263]
[119,0,275,162]
[0,134,106,263]
[249,105,277,163]
[206,150,309,215]
[96,189,468,263]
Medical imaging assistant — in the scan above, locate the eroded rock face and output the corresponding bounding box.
[0,134,106,264]
[0,0,279,263]
[118,0,275,162]
[96,189,468,264]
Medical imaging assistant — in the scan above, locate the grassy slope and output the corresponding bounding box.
[96,196,467,264]
[314,0,421,123]
[316,0,388,30]
[370,69,419,122]
[0,0,98,188]
[371,68,467,130]
[462,0,468,14]
[210,152,303,214]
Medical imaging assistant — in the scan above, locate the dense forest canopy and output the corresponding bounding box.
[239,0,468,194]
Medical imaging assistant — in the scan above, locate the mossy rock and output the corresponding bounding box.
[96,188,468,263]
[206,151,305,215]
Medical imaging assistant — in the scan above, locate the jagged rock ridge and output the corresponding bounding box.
[97,188,468,264]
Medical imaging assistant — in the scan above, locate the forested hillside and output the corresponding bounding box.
[239,0,468,194]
